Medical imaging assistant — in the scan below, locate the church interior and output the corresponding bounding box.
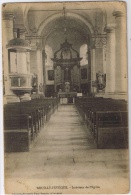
[2,2,129,194]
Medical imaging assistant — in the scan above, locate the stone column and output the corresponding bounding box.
[26,51,30,74]
[2,12,14,97]
[102,37,107,75]
[61,68,64,91]
[37,47,43,94]
[105,24,116,93]
[78,65,81,91]
[42,50,46,95]
[54,66,57,93]
[90,46,97,93]
[113,10,127,93]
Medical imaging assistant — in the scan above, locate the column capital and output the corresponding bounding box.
[89,39,96,49]
[113,10,125,18]
[2,12,14,20]
[104,24,116,33]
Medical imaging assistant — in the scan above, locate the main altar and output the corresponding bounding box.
[51,39,82,104]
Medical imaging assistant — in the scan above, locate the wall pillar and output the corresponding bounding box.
[90,47,97,93]
[105,24,116,93]
[113,10,127,94]
[78,66,81,92]
[102,37,107,75]
[37,48,44,94]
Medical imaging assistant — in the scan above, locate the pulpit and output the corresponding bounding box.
[6,28,32,101]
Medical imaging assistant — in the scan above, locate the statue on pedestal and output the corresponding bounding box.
[96,71,106,92]
[65,81,70,92]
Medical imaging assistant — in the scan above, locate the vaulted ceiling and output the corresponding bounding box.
[2,2,120,53]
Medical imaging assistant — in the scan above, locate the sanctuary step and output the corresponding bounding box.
[58,92,77,104]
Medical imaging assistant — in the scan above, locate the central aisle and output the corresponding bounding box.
[34,104,96,154]
[5,105,129,194]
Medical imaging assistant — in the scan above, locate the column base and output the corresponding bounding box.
[4,95,20,104]
[94,92,128,100]
[94,91,105,97]
[31,93,45,99]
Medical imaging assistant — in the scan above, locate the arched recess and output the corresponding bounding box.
[33,12,97,96]
[38,12,94,96]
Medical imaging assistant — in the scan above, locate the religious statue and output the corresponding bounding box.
[96,71,106,91]
[32,74,37,93]
[65,81,70,92]
[39,83,43,92]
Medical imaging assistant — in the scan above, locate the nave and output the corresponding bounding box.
[2,2,129,194]
[4,105,129,194]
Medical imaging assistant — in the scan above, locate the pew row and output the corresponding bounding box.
[95,111,128,148]
[4,98,59,152]
[75,97,128,149]
[4,114,32,152]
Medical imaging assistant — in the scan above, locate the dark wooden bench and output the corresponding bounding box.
[87,102,127,136]
[95,111,128,148]
[75,97,128,149]
[4,98,59,152]
[4,114,32,152]
[4,104,41,137]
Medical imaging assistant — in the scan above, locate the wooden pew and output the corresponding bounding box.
[4,104,40,137]
[4,114,32,152]
[88,102,127,137]
[4,98,59,152]
[75,97,128,149]
[95,111,128,148]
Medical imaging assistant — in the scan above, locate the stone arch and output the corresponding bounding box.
[37,11,94,96]
[43,27,89,46]
[37,12,94,36]
[22,5,31,33]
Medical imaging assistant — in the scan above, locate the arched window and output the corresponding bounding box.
[45,45,53,66]
[80,44,88,66]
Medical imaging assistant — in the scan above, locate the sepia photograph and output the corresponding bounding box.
[1,1,130,194]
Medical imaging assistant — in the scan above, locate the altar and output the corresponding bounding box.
[58,92,77,104]
[51,39,82,104]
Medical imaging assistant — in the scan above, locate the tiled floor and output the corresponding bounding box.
[4,105,129,194]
